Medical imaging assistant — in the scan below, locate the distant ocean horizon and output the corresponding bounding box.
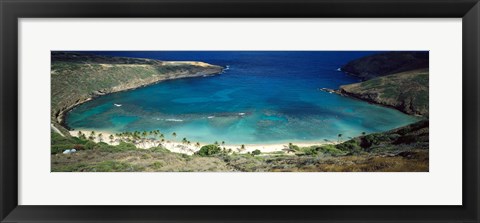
[65,51,420,144]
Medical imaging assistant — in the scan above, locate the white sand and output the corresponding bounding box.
[70,129,337,155]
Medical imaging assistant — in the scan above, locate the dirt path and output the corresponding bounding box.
[51,124,65,137]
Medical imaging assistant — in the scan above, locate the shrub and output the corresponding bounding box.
[295,147,318,156]
[149,146,171,153]
[96,142,115,151]
[336,139,362,153]
[287,143,300,151]
[151,161,164,169]
[115,142,137,151]
[84,141,97,150]
[71,137,89,145]
[96,142,133,152]
[198,144,221,157]
[359,133,393,151]
[51,132,90,153]
[73,144,85,150]
[51,132,73,145]
[303,147,318,156]
[360,135,380,148]
[318,145,346,156]
[252,149,261,156]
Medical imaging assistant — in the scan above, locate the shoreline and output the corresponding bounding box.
[319,88,425,118]
[69,129,338,155]
[55,68,224,132]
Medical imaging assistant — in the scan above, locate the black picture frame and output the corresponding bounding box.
[1,0,479,222]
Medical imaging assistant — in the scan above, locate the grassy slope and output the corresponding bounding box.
[339,69,429,116]
[51,52,223,134]
[52,120,428,172]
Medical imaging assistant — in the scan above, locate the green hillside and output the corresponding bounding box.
[339,69,429,116]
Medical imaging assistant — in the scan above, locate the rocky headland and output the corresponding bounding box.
[337,52,429,117]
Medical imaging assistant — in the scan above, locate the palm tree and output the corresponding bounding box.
[77,131,83,137]
[109,134,114,143]
[221,141,225,146]
[98,133,103,142]
[195,142,201,148]
[157,138,165,147]
[138,132,148,147]
[172,132,177,139]
[237,144,246,153]
[121,132,128,142]
[214,141,219,146]
[182,137,188,145]
[89,131,96,141]
[337,133,343,143]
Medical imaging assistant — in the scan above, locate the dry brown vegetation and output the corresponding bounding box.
[51,148,428,172]
[52,148,232,172]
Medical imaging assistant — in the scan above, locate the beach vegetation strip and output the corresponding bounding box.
[51,120,428,172]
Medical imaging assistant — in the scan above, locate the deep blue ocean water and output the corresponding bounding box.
[65,51,420,144]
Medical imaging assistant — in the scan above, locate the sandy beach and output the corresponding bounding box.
[69,129,336,155]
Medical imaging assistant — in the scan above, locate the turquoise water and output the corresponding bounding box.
[65,51,420,144]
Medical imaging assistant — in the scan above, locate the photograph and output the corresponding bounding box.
[3,0,477,221]
[50,51,429,172]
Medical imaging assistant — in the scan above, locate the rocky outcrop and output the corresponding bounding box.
[51,52,224,134]
[341,51,429,80]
